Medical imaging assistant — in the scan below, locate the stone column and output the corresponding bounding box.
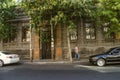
[80,19,84,45]
[96,26,103,45]
[17,23,22,43]
[55,25,62,60]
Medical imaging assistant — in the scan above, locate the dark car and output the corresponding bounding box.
[89,47,120,66]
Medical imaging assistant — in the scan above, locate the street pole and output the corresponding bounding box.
[30,23,33,62]
[51,25,54,61]
[67,28,73,62]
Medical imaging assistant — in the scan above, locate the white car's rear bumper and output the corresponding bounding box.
[4,58,20,64]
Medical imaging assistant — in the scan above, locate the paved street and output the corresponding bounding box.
[0,62,120,80]
[75,62,120,73]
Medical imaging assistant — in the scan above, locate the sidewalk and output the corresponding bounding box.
[21,59,89,65]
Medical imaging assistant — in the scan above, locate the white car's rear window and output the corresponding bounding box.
[1,52,12,55]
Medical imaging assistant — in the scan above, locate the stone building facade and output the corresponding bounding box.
[1,8,120,61]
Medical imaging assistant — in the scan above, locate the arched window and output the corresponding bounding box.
[22,26,30,42]
[84,23,96,40]
[69,28,78,41]
[3,26,17,43]
[102,23,115,39]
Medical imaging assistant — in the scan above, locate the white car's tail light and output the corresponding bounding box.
[6,56,13,58]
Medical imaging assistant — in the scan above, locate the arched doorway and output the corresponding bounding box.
[41,27,52,59]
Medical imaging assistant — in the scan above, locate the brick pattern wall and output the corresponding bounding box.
[61,23,120,59]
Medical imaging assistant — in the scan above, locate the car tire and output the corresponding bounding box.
[97,59,106,67]
[0,60,4,67]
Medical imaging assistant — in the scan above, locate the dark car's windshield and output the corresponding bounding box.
[105,48,116,54]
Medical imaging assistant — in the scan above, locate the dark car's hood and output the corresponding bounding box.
[90,53,108,58]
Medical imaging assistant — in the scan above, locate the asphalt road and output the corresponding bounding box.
[0,62,120,80]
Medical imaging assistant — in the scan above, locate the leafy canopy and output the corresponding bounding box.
[0,0,16,39]
[22,0,96,31]
[22,0,120,35]
[99,0,120,35]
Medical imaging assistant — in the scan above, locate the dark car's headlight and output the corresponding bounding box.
[90,57,98,61]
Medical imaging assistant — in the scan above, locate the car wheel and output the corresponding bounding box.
[97,59,106,67]
[0,60,4,67]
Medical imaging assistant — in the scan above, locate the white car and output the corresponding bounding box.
[0,51,20,67]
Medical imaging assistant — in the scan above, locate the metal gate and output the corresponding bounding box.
[41,27,51,59]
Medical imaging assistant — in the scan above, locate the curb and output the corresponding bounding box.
[21,59,88,65]
[21,61,71,65]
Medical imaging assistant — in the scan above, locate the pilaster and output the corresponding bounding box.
[55,26,62,60]
[33,33,40,61]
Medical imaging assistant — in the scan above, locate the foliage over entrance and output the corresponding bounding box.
[22,0,96,30]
